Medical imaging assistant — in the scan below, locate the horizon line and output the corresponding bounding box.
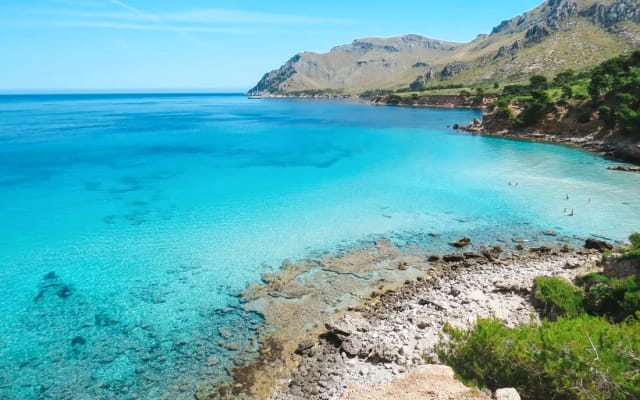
[0,88,250,95]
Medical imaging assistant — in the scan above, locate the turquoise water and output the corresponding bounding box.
[1,94,639,399]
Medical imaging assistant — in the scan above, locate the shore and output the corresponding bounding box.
[367,94,640,166]
[189,96,637,400]
[202,236,604,400]
[272,247,600,400]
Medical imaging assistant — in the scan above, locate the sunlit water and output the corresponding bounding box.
[1,94,639,399]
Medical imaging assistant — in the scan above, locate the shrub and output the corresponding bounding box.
[530,75,549,90]
[621,232,640,258]
[437,316,640,400]
[534,276,585,318]
[561,85,573,99]
[503,84,530,96]
[554,69,576,86]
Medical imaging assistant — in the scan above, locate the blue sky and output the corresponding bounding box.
[0,0,543,92]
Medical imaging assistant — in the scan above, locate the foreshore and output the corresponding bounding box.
[204,236,605,400]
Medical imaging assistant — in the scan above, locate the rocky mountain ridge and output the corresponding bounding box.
[250,0,640,95]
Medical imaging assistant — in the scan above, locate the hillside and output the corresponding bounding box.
[459,50,640,164]
[250,0,640,95]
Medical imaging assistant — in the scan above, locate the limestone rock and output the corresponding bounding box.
[341,337,364,358]
[451,237,471,248]
[441,62,468,79]
[496,387,521,400]
[409,75,426,91]
[525,23,550,46]
[584,238,613,252]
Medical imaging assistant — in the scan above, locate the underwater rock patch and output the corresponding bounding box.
[34,271,73,302]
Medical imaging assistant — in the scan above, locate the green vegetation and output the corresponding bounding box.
[438,316,640,400]
[397,83,465,93]
[533,276,584,318]
[437,237,640,400]
[589,53,640,137]
[580,273,640,322]
[621,232,640,258]
[487,50,640,134]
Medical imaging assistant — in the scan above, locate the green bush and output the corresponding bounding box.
[534,276,585,318]
[620,232,640,258]
[437,316,640,400]
[583,273,640,322]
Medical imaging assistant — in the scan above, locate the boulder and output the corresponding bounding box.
[496,388,521,400]
[451,237,471,248]
[341,337,364,358]
[584,238,613,252]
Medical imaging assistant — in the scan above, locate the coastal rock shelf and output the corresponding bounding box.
[267,248,600,400]
[214,237,601,400]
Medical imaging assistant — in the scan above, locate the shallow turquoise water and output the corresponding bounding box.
[0,94,639,398]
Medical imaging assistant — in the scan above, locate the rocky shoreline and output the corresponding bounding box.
[268,246,601,400]
[457,108,640,166]
[202,235,608,400]
[361,93,640,166]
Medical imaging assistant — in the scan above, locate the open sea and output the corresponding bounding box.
[1,93,639,399]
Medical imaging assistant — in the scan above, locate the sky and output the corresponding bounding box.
[0,0,544,92]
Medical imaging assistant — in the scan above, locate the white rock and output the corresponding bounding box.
[496,387,521,400]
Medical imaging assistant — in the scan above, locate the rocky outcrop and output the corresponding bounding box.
[463,98,640,165]
[409,75,427,91]
[607,164,640,172]
[441,62,468,79]
[270,248,600,400]
[525,23,551,46]
[582,0,640,28]
[546,0,579,29]
[251,54,301,94]
[495,46,508,59]
[409,69,437,90]
[584,238,614,252]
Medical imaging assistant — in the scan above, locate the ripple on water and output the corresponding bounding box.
[1,95,639,399]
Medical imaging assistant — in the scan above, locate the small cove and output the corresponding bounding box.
[0,94,639,399]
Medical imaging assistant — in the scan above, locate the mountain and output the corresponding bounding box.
[250,0,640,95]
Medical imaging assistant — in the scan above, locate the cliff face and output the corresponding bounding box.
[250,0,640,95]
[250,35,461,94]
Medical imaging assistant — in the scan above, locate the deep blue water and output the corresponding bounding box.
[1,93,639,399]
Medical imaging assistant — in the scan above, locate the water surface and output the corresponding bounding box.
[1,94,639,399]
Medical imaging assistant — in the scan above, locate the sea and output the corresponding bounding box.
[1,93,639,399]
